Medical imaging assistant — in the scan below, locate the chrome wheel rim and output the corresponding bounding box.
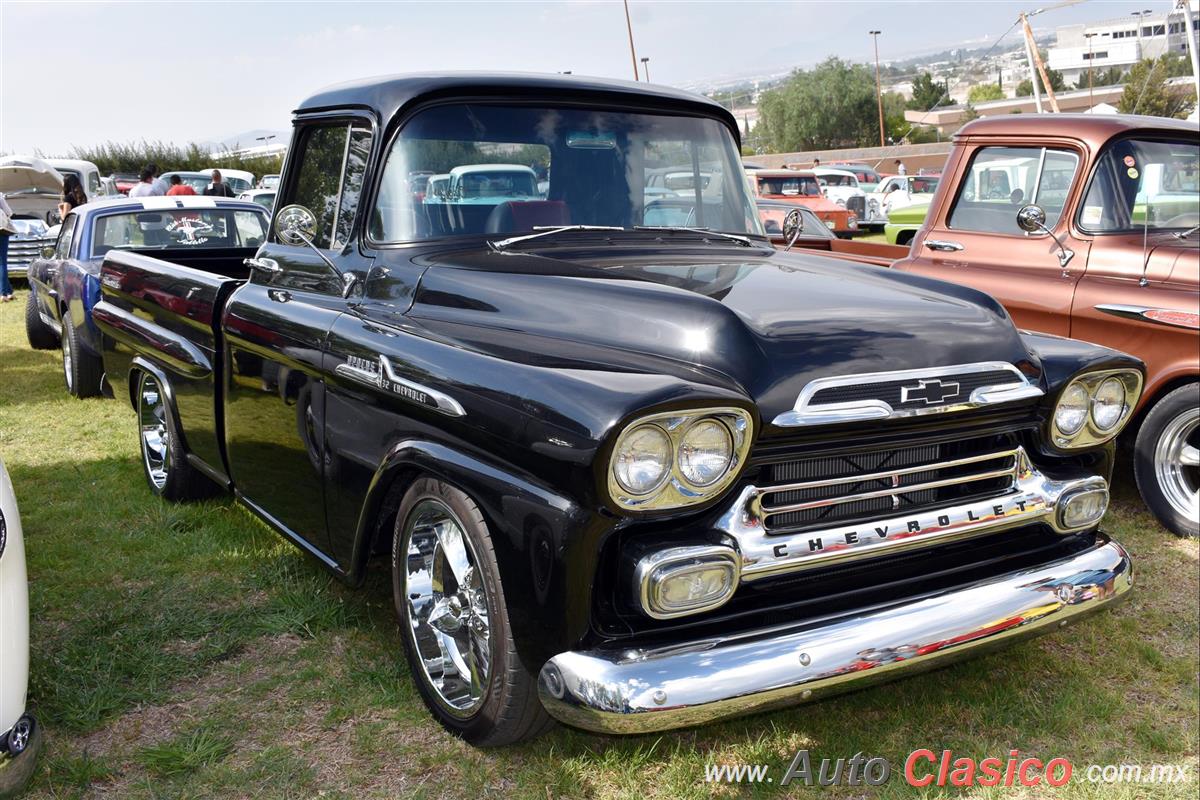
[402,499,492,718]
[1154,406,1200,524]
[8,718,30,754]
[139,376,170,490]
[62,329,73,391]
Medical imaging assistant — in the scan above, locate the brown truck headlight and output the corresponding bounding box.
[636,545,740,619]
[608,408,753,511]
[1050,369,1142,449]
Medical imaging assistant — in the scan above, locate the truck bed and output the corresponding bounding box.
[787,237,910,266]
[92,248,255,485]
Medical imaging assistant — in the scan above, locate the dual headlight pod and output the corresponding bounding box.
[1050,369,1143,448]
[609,407,754,511]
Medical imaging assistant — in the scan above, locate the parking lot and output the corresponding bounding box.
[2,288,1196,798]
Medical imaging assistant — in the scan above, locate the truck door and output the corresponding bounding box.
[901,144,1088,337]
[222,118,375,563]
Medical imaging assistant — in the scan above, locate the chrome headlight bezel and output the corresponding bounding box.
[608,407,754,511]
[1049,369,1143,449]
[635,545,741,619]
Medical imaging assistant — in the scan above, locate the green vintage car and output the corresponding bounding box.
[884,202,929,246]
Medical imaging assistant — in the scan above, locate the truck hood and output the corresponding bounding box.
[0,157,63,195]
[407,246,1036,425]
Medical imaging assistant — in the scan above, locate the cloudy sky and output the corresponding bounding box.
[1,0,1133,155]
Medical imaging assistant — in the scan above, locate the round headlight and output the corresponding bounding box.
[1091,377,1127,431]
[1055,382,1089,436]
[613,425,672,495]
[677,420,733,487]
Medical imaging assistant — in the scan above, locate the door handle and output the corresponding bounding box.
[924,240,964,252]
[244,256,281,275]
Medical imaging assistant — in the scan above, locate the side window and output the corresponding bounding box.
[87,171,101,197]
[948,146,1079,235]
[1078,137,1199,233]
[283,122,372,249]
[55,216,77,259]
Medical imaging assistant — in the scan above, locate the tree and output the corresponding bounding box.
[1015,65,1066,98]
[967,83,1004,103]
[756,58,886,151]
[1118,55,1196,119]
[907,72,951,111]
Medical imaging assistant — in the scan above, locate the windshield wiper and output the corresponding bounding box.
[1174,224,1199,240]
[633,226,754,247]
[489,225,626,251]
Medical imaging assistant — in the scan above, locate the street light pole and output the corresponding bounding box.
[641,57,651,82]
[623,0,640,81]
[1084,32,1096,107]
[869,30,885,148]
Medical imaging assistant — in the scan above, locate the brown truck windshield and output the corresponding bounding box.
[1078,137,1199,233]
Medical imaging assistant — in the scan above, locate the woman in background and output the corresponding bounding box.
[0,191,14,302]
[58,174,87,220]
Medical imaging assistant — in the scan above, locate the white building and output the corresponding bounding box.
[1048,2,1199,85]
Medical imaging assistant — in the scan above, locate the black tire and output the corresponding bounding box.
[1134,383,1200,538]
[25,292,58,350]
[62,316,103,398]
[0,715,42,796]
[134,371,212,501]
[392,477,553,746]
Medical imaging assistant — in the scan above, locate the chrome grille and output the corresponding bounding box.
[845,196,866,218]
[809,369,1018,410]
[756,438,1019,535]
[5,236,54,277]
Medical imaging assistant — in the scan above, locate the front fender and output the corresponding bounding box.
[1019,329,1145,392]
[352,439,611,673]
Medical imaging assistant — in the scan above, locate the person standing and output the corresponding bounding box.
[148,163,169,196]
[128,167,158,198]
[166,175,196,196]
[894,159,907,175]
[203,170,235,197]
[0,192,14,302]
[58,174,87,220]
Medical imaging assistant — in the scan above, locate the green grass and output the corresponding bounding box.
[1,287,1196,799]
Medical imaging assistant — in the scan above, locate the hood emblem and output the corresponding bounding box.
[335,354,465,417]
[900,378,961,405]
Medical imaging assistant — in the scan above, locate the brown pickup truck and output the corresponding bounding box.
[892,114,1199,537]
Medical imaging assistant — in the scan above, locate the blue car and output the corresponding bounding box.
[25,196,271,397]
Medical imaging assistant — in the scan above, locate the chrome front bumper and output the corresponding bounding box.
[538,534,1131,734]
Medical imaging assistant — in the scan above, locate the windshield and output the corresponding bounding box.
[758,175,822,197]
[167,174,211,192]
[223,177,252,193]
[90,208,268,256]
[1079,137,1199,232]
[821,174,858,188]
[370,103,761,242]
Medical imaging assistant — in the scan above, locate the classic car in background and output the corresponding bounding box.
[894,113,1199,537]
[885,201,930,246]
[827,160,883,191]
[811,167,868,221]
[258,173,281,190]
[237,188,277,211]
[745,168,858,236]
[25,196,270,397]
[44,158,112,203]
[0,457,40,796]
[1,156,63,226]
[94,72,1138,746]
[159,171,219,194]
[862,174,941,229]
[198,168,254,194]
[110,173,140,195]
[1,219,55,281]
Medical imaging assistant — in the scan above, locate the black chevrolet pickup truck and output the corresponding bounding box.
[94,73,1142,746]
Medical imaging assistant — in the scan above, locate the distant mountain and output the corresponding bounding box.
[197,129,290,152]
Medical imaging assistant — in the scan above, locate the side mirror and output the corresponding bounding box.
[1016,204,1046,233]
[1016,204,1075,274]
[41,246,55,259]
[272,204,357,298]
[782,209,803,251]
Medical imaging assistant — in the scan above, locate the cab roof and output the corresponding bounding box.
[955,113,1198,145]
[295,71,739,137]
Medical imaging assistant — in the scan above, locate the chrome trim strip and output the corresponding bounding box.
[335,354,465,417]
[762,465,1017,517]
[1095,303,1199,330]
[539,535,1132,734]
[772,361,1043,428]
[718,447,1107,580]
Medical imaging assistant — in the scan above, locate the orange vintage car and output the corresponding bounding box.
[745,169,858,237]
[893,114,1199,537]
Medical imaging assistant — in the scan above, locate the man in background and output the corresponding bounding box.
[128,167,158,198]
[148,163,169,195]
[166,175,195,196]
[203,170,235,197]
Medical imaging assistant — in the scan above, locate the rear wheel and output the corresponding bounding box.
[136,372,210,501]
[392,477,552,746]
[62,316,103,398]
[1134,384,1199,537]
[24,292,57,350]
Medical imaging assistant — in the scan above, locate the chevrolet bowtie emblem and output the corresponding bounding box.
[900,378,961,405]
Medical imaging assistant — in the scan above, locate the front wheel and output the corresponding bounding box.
[1134,384,1199,537]
[392,477,552,746]
[25,292,58,350]
[135,372,211,501]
